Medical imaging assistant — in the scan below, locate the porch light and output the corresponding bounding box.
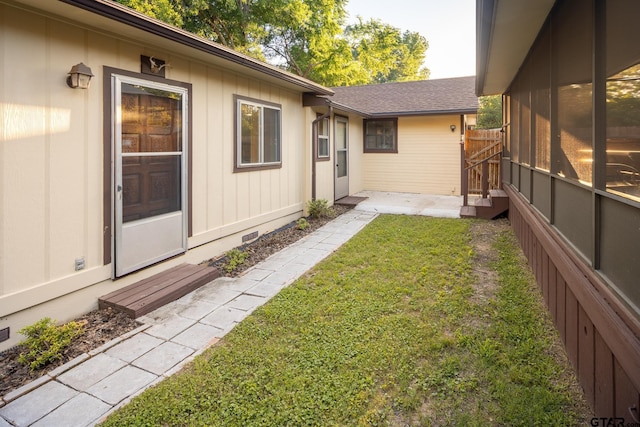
[66,63,94,89]
[450,124,456,133]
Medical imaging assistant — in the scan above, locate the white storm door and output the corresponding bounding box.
[335,116,349,200]
[113,76,188,277]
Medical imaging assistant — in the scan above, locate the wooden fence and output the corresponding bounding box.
[464,129,502,195]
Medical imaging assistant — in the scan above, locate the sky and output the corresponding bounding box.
[344,0,476,80]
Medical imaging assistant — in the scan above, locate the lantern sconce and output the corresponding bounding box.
[66,63,94,89]
[450,124,456,133]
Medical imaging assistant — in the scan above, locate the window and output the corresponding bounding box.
[605,0,640,201]
[532,27,550,171]
[553,0,593,185]
[363,119,398,153]
[235,95,281,170]
[317,115,330,160]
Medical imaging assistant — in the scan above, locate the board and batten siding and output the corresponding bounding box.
[0,3,308,350]
[362,115,462,195]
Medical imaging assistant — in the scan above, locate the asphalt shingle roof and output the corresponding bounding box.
[329,76,478,116]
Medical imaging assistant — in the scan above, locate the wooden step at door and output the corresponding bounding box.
[460,189,509,219]
[99,263,221,318]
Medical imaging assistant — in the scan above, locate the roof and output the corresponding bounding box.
[10,0,332,96]
[476,0,555,96]
[328,76,478,117]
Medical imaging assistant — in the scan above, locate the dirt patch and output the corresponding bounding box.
[0,205,351,399]
[468,218,510,305]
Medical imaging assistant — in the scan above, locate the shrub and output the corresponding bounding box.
[224,248,248,274]
[18,317,84,371]
[296,218,310,230]
[307,199,335,219]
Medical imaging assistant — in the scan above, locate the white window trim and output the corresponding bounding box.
[318,116,330,159]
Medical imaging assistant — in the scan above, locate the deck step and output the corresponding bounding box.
[99,263,221,318]
[460,205,477,218]
[335,196,368,207]
[460,189,509,219]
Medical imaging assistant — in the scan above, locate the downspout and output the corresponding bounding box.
[311,106,333,201]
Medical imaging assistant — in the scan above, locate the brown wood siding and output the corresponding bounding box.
[504,184,640,419]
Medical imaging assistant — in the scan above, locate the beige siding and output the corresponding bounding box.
[0,4,309,350]
[362,115,462,195]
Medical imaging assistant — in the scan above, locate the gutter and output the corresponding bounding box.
[475,0,496,96]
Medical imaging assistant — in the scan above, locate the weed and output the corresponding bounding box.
[224,248,248,274]
[307,199,335,218]
[18,317,84,371]
[296,217,309,230]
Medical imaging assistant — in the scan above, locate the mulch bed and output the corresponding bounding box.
[0,205,351,399]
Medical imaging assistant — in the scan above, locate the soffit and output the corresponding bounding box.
[477,0,555,96]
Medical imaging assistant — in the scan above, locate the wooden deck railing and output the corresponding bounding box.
[461,129,503,206]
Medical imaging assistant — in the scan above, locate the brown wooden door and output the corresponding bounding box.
[121,87,181,222]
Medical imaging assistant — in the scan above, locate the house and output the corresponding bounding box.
[0,0,332,351]
[477,0,640,418]
[329,78,477,197]
[0,0,477,352]
[302,77,477,203]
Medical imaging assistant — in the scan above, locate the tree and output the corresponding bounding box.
[114,0,430,86]
[477,95,502,129]
[345,18,429,84]
[118,0,185,27]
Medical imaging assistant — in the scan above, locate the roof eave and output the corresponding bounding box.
[476,0,555,96]
[370,109,478,118]
[57,0,333,96]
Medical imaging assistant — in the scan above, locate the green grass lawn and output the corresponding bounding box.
[103,216,589,426]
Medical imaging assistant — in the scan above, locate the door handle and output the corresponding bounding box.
[116,184,122,200]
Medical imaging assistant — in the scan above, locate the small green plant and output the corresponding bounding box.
[307,198,335,218]
[296,217,310,230]
[18,317,84,371]
[224,248,248,274]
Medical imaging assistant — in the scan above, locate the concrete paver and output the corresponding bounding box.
[173,299,219,320]
[171,323,222,349]
[57,353,127,391]
[143,315,196,340]
[0,381,78,426]
[86,365,157,406]
[132,341,194,376]
[226,294,267,312]
[31,393,111,427]
[200,306,249,333]
[244,281,283,298]
[105,333,164,363]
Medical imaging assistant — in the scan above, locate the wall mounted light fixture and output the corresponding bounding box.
[450,124,456,133]
[66,63,93,89]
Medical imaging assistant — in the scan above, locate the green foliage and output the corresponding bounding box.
[113,0,430,86]
[344,18,430,84]
[306,198,335,218]
[224,248,248,273]
[18,318,84,371]
[296,217,310,230]
[477,95,503,129]
[117,0,185,27]
[102,217,587,426]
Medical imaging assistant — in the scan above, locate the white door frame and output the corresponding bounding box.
[112,74,189,277]
[334,115,349,200]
